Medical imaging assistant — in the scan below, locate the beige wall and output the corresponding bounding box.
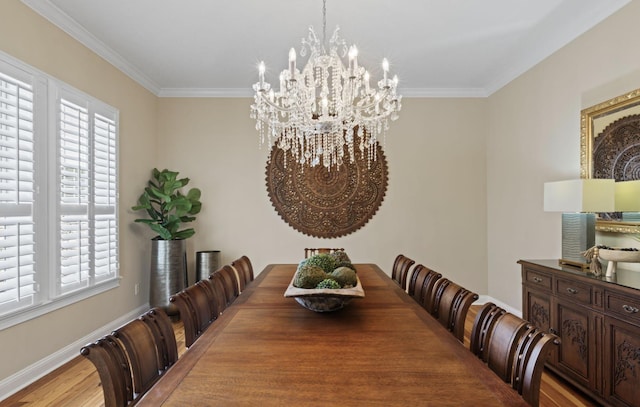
[486,1,640,308]
[156,97,489,292]
[0,1,158,381]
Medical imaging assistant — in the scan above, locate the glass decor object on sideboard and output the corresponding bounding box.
[543,179,615,269]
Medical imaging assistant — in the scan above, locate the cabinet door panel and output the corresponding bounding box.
[554,299,596,390]
[605,316,640,407]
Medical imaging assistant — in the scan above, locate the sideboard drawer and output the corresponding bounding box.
[606,291,640,323]
[556,277,592,305]
[524,268,552,291]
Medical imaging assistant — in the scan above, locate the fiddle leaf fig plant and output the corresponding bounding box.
[132,168,202,240]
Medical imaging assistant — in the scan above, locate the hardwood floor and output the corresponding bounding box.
[1,306,598,406]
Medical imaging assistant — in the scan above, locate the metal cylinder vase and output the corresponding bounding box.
[196,250,221,282]
[150,239,188,315]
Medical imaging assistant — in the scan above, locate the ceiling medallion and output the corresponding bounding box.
[265,138,388,238]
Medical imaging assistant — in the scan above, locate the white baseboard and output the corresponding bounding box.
[474,295,522,317]
[0,304,149,401]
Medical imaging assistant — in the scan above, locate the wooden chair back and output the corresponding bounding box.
[305,248,344,258]
[139,307,178,369]
[470,302,506,361]
[209,272,229,313]
[80,336,133,407]
[231,255,254,291]
[485,313,533,382]
[480,311,560,406]
[215,265,240,304]
[432,278,478,342]
[391,254,415,291]
[169,282,215,348]
[408,264,442,307]
[195,279,223,320]
[515,330,560,406]
[112,319,163,396]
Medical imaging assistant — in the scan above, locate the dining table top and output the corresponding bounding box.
[137,263,527,406]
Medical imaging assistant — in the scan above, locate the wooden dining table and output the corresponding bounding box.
[138,264,527,406]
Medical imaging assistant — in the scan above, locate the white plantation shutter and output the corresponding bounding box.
[57,97,118,294]
[59,99,90,292]
[0,71,37,313]
[92,113,117,282]
[0,51,119,326]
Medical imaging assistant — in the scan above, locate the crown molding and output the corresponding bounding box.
[20,0,631,99]
[20,0,161,95]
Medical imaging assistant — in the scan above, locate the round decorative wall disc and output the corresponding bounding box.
[265,142,388,238]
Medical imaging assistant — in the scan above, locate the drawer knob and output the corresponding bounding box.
[533,277,543,283]
[566,287,578,295]
[622,304,639,314]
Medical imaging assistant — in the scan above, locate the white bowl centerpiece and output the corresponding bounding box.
[284,251,364,312]
[596,245,640,277]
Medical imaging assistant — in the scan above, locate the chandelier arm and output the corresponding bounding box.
[351,90,394,112]
[256,91,295,113]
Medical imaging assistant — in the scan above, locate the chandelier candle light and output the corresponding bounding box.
[251,0,401,170]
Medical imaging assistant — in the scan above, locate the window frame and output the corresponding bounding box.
[0,50,119,331]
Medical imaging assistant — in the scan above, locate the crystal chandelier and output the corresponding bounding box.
[250,0,401,170]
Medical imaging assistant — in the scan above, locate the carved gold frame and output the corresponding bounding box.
[580,87,640,234]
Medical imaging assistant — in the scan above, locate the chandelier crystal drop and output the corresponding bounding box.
[250,0,401,170]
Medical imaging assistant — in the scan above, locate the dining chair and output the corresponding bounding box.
[169,283,215,348]
[469,302,506,360]
[513,329,560,406]
[196,279,224,320]
[432,278,479,342]
[407,264,442,306]
[231,255,254,290]
[214,265,240,304]
[391,254,415,291]
[304,248,344,258]
[209,272,229,313]
[139,307,178,369]
[112,319,165,397]
[80,336,133,407]
[485,313,532,382]
[482,311,560,407]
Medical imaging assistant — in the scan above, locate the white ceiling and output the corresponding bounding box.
[21,0,630,97]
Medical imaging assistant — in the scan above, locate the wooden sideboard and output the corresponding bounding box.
[519,259,640,407]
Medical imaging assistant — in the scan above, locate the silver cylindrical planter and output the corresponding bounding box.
[196,250,221,281]
[150,239,188,315]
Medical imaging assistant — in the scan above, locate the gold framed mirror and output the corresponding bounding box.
[581,87,640,233]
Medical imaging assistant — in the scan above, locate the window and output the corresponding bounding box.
[0,51,119,328]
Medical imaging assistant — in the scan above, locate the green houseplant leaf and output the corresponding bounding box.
[132,168,202,240]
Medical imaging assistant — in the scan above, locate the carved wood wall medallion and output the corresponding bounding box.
[593,114,640,181]
[265,142,388,238]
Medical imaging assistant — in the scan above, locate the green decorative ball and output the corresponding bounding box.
[316,278,342,289]
[305,253,337,274]
[293,265,327,289]
[330,267,358,288]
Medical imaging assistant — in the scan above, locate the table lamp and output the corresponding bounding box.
[615,180,640,220]
[544,179,615,269]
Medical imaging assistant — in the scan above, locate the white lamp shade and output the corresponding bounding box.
[544,179,615,212]
[615,180,640,212]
